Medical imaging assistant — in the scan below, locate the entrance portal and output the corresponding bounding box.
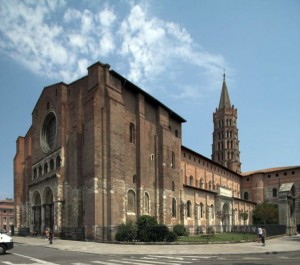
[32,191,42,233]
[43,187,54,231]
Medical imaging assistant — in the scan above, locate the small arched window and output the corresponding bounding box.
[129,123,135,144]
[244,191,249,200]
[175,130,178,138]
[200,202,204,218]
[172,181,175,191]
[172,198,177,218]
[33,168,37,179]
[50,159,54,171]
[187,200,192,217]
[127,190,136,213]
[133,174,137,184]
[38,165,43,177]
[272,188,277,198]
[189,176,193,186]
[171,152,175,169]
[44,163,48,174]
[145,193,150,213]
[208,181,212,190]
[211,204,214,218]
[56,156,61,168]
[200,178,204,188]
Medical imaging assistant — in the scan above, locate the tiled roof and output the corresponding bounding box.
[241,166,300,176]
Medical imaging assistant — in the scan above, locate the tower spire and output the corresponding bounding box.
[218,73,231,109]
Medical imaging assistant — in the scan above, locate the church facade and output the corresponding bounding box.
[14,61,298,240]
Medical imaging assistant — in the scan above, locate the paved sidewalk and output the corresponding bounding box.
[12,234,300,255]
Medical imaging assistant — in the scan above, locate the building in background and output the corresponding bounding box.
[0,198,14,235]
[241,167,300,234]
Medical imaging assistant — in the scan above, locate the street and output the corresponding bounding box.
[1,243,300,265]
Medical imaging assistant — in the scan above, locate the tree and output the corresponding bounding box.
[252,203,278,224]
[239,211,249,225]
[216,211,227,222]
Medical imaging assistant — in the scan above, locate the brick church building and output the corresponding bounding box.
[14,62,299,240]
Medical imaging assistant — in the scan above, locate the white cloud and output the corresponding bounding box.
[81,9,94,34]
[63,8,82,23]
[99,7,116,27]
[0,0,227,99]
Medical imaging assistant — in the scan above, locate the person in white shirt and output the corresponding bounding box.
[258,226,263,243]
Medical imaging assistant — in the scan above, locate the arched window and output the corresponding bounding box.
[56,156,61,168]
[127,190,136,213]
[38,165,43,177]
[33,168,37,179]
[172,181,175,191]
[187,200,192,217]
[129,123,135,143]
[145,193,150,213]
[133,174,137,184]
[175,130,178,138]
[200,202,204,218]
[172,198,176,218]
[171,152,175,169]
[208,181,212,190]
[44,163,48,174]
[189,176,193,186]
[244,191,249,200]
[211,204,214,219]
[200,178,204,188]
[272,188,277,197]
[50,159,54,171]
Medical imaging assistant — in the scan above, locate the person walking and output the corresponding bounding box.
[48,229,53,244]
[261,227,266,246]
[257,226,263,243]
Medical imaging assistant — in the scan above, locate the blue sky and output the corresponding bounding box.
[0,0,299,199]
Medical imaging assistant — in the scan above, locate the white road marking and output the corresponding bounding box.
[91,261,122,265]
[1,253,59,265]
[146,255,184,260]
[124,258,189,265]
[142,257,191,264]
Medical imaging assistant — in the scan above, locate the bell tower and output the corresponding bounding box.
[212,74,241,173]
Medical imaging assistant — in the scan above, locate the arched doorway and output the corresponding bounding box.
[32,191,42,233]
[43,187,54,231]
[222,203,230,232]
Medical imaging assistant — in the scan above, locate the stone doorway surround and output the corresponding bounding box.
[279,182,297,235]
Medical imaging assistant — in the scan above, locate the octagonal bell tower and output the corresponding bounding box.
[212,74,241,173]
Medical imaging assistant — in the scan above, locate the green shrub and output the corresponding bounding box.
[136,215,158,242]
[166,231,178,242]
[173,224,189,237]
[115,216,174,242]
[115,220,137,242]
[149,224,169,242]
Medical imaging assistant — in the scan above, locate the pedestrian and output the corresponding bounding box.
[261,227,266,246]
[48,229,53,244]
[257,226,262,243]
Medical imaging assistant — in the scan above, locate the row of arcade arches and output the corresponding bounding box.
[32,187,54,233]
